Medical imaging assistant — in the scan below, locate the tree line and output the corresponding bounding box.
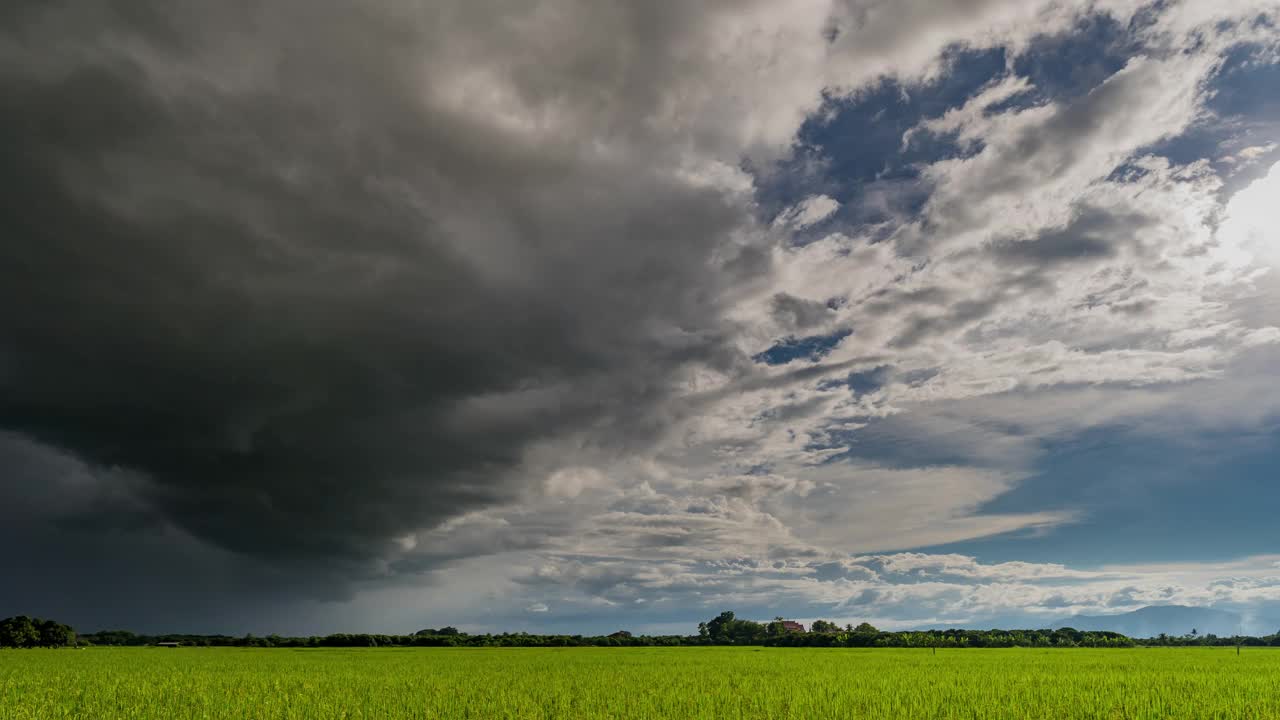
[1142,631,1280,648]
[6,612,1280,649]
[696,611,1137,648]
[0,616,76,648]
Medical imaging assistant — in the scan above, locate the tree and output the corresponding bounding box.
[415,626,461,637]
[700,611,766,644]
[0,617,74,648]
[853,622,878,634]
[705,611,736,642]
[36,619,75,648]
[0,616,39,648]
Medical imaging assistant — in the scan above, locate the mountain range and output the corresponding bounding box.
[1050,605,1244,638]
[908,605,1278,637]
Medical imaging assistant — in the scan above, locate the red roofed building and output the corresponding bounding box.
[781,621,804,633]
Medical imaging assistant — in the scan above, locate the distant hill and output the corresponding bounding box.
[1051,605,1243,638]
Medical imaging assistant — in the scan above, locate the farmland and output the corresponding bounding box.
[3,646,1279,719]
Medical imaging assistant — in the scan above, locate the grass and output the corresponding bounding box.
[2,646,1279,719]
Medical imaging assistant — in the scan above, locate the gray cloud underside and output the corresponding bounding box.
[1,0,779,571]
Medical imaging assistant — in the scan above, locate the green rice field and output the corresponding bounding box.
[3,646,1279,719]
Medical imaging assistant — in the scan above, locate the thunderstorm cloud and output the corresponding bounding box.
[2,0,1280,634]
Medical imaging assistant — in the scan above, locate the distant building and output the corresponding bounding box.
[608,630,632,639]
[781,621,804,633]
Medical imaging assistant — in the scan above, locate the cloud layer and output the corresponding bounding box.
[1,0,1279,632]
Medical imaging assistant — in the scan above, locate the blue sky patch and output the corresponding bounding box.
[755,47,1008,237]
[754,329,852,365]
[923,425,1280,566]
[819,364,893,395]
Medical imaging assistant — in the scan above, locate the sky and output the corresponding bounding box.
[2,0,1279,637]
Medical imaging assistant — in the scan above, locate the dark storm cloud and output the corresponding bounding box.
[990,207,1155,266]
[0,433,347,632]
[862,286,954,316]
[890,298,1002,349]
[770,292,835,330]
[0,0,771,589]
